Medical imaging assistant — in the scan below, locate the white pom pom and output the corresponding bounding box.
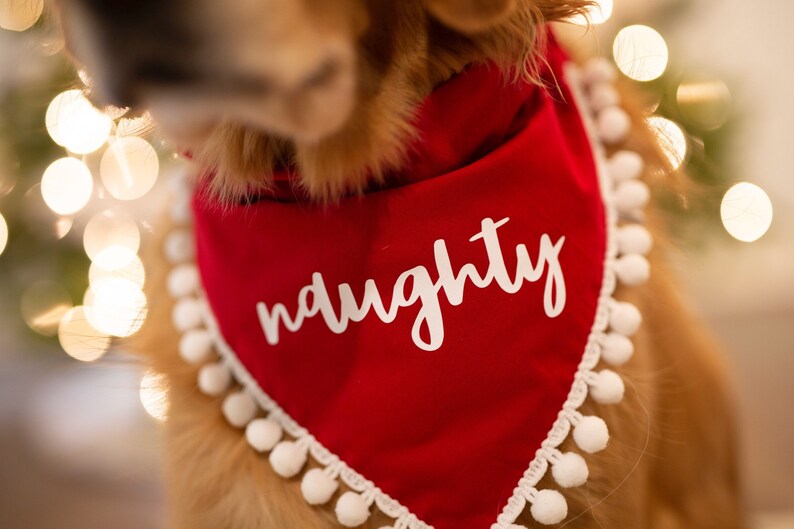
[222,391,257,428]
[608,150,645,182]
[198,362,232,396]
[169,196,192,224]
[179,329,213,364]
[269,441,308,478]
[615,180,651,213]
[615,254,651,286]
[552,452,589,488]
[167,264,199,299]
[301,468,339,505]
[573,416,610,454]
[172,298,203,332]
[530,489,568,525]
[597,107,631,145]
[610,301,642,336]
[601,332,635,366]
[618,225,653,256]
[335,492,371,527]
[164,229,195,264]
[583,57,617,86]
[245,418,283,453]
[588,83,620,113]
[589,370,626,405]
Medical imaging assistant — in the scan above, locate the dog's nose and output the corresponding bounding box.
[69,0,199,106]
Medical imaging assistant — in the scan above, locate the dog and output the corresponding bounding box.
[53,0,743,527]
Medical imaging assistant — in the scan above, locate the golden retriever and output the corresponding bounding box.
[52,0,743,527]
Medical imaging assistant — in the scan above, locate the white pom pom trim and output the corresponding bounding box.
[245,418,283,453]
[167,264,199,298]
[172,298,203,332]
[179,328,214,365]
[618,224,653,256]
[301,468,340,505]
[588,369,626,405]
[222,391,257,429]
[597,107,631,145]
[551,452,589,488]
[573,415,610,454]
[198,362,231,396]
[615,254,651,286]
[608,150,645,182]
[529,489,568,526]
[601,332,635,366]
[335,492,372,527]
[269,441,308,478]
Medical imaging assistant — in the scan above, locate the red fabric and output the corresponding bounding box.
[194,36,604,528]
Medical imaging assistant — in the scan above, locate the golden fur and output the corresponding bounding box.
[54,0,744,526]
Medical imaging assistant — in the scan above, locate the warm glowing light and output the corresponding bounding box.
[571,0,613,25]
[84,278,148,337]
[0,0,44,32]
[100,137,160,201]
[647,116,688,170]
[89,251,146,290]
[83,208,140,265]
[721,182,774,243]
[58,306,111,362]
[613,25,669,82]
[40,158,94,216]
[45,90,112,154]
[140,370,169,422]
[21,280,73,336]
[0,211,7,256]
[676,76,732,130]
[55,217,73,239]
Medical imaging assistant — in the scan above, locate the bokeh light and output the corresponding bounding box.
[0,211,7,256]
[676,75,732,130]
[613,25,669,82]
[89,251,146,290]
[0,0,44,32]
[721,182,774,243]
[21,280,73,336]
[140,370,169,422]
[84,279,148,338]
[647,116,688,170]
[83,208,140,266]
[571,0,613,25]
[58,306,111,362]
[100,137,160,201]
[45,90,112,154]
[40,157,94,216]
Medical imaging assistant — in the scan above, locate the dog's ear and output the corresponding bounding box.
[424,0,518,32]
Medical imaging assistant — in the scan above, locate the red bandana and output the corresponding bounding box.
[172,32,646,529]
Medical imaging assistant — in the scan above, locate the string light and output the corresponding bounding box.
[45,90,112,155]
[0,0,44,32]
[647,116,688,170]
[58,306,111,362]
[83,208,141,267]
[0,211,7,256]
[140,369,170,422]
[89,251,146,290]
[40,158,94,216]
[676,76,732,131]
[613,25,669,82]
[84,278,148,338]
[100,136,160,201]
[720,182,774,243]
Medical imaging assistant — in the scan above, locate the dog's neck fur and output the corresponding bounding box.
[193,1,592,203]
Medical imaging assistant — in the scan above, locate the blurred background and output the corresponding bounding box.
[0,0,791,527]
